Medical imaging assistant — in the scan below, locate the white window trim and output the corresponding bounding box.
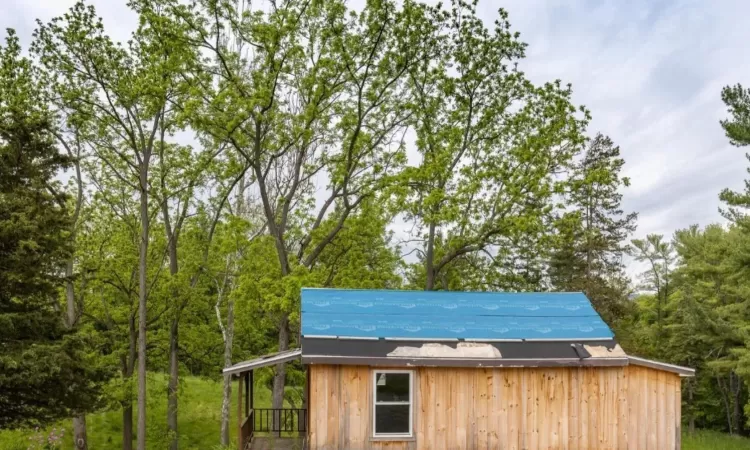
[372,369,414,438]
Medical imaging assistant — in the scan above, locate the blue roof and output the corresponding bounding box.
[301,288,614,340]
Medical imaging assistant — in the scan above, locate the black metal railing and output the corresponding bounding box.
[253,408,307,436]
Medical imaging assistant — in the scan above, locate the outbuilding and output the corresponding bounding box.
[225,288,694,450]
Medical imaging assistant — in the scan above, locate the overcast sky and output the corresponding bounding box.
[3,0,749,274]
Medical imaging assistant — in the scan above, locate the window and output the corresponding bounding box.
[372,370,413,437]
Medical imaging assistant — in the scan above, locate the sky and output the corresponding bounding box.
[3,0,750,275]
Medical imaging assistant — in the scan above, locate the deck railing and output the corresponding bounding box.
[253,408,307,437]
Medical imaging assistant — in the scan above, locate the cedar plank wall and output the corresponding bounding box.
[307,364,682,450]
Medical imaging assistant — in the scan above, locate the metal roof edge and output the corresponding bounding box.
[222,348,302,376]
[627,355,695,377]
[301,354,629,368]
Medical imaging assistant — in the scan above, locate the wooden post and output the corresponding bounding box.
[237,373,244,450]
[249,369,254,411]
[245,372,250,416]
[305,365,310,433]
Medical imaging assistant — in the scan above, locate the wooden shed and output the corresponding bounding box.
[225,288,694,450]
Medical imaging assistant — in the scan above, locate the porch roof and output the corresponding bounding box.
[222,348,301,376]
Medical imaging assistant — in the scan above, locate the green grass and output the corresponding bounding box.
[3,377,750,450]
[683,429,750,450]
[0,373,282,450]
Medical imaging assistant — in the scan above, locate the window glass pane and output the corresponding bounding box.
[375,405,410,434]
[375,373,410,402]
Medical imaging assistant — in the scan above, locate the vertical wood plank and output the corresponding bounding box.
[626,366,639,450]
[648,368,658,450]
[311,365,325,449]
[457,368,470,449]
[419,368,436,450]
[475,369,490,450]
[535,369,555,448]
[560,369,569,450]
[524,369,537,450]
[675,376,682,450]
[237,373,243,450]
[489,370,502,449]
[603,368,616,448]
[340,366,363,449]
[657,371,667,449]
[568,368,580,450]
[592,368,602,449]
[665,373,676,450]
[508,369,522,450]
[639,367,648,450]
[616,368,627,450]
[436,369,447,449]
[579,368,590,450]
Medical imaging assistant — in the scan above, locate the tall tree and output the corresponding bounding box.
[181,0,437,409]
[0,29,102,428]
[630,234,675,338]
[719,83,750,223]
[549,133,637,321]
[33,2,198,448]
[53,122,90,449]
[404,0,589,291]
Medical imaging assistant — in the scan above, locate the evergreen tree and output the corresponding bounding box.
[549,134,637,321]
[0,30,102,428]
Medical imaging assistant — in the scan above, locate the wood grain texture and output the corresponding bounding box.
[307,364,683,450]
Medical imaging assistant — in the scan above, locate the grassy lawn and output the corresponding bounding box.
[0,373,285,450]
[2,375,750,450]
[683,429,750,450]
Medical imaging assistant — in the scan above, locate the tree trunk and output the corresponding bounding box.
[72,414,88,450]
[137,164,150,450]
[162,156,181,450]
[167,319,179,450]
[688,378,695,434]
[220,298,234,446]
[425,222,436,291]
[732,371,743,435]
[122,313,137,450]
[123,403,134,450]
[272,316,290,412]
[718,375,733,434]
[66,262,90,450]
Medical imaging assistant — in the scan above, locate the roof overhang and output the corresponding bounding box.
[299,337,696,375]
[627,355,695,377]
[302,354,629,368]
[222,348,301,377]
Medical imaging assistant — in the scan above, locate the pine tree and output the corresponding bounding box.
[0,30,102,427]
[549,134,637,321]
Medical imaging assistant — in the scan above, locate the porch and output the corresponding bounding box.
[223,348,306,450]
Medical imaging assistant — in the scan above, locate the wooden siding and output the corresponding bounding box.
[308,364,682,450]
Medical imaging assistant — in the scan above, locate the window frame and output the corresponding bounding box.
[371,369,414,438]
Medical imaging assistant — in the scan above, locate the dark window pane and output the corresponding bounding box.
[375,405,410,434]
[375,373,410,402]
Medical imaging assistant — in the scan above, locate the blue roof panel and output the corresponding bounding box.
[301,288,613,340]
[302,290,598,317]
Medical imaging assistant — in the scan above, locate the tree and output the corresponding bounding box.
[181,0,438,410]
[33,2,199,448]
[549,133,637,322]
[404,0,589,291]
[0,29,102,428]
[719,84,750,223]
[630,234,675,338]
[54,119,91,449]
